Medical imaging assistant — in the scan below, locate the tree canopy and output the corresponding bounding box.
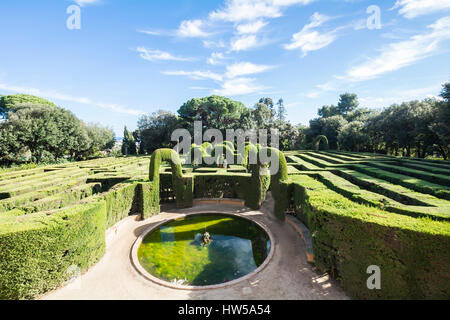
[0,95,115,165]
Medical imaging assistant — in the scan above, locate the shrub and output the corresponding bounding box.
[290,175,450,299]
[258,147,289,220]
[0,201,107,300]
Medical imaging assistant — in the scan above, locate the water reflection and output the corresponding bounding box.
[138,214,271,286]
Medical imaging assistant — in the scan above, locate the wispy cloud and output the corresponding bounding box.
[360,84,444,107]
[209,0,315,22]
[236,20,268,34]
[392,0,450,19]
[137,29,165,36]
[284,13,338,56]
[162,70,223,82]
[346,17,450,81]
[207,52,226,65]
[230,34,260,51]
[305,81,337,99]
[225,62,274,78]
[0,82,144,116]
[136,47,192,62]
[138,20,212,39]
[73,0,101,6]
[212,77,268,96]
[177,19,212,38]
[203,40,226,49]
[162,60,274,96]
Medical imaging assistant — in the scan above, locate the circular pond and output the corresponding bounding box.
[134,213,273,289]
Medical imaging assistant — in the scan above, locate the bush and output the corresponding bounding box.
[0,201,107,300]
[289,175,450,299]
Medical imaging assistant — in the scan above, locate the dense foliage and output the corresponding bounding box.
[0,95,115,165]
[133,96,300,154]
[303,82,450,159]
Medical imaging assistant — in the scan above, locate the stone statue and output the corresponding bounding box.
[202,232,212,246]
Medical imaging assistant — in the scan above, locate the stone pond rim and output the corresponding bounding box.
[131,211,276,290]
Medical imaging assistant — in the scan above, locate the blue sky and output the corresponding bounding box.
[0,0,449,136]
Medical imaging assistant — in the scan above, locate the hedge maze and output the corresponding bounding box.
[1,150,449,299]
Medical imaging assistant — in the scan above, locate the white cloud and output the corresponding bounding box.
[162,70,223,82]
[360,84,443,108]
[137,29,163,36]
[74,0,100,6]
[392,0,450,19]
[212,77,267,96]
[225,62,273,78]
[236,20,268,34]
[347,17,450,81]
[210,0,314,22]
[284,13,337,56]
[0,82,144,116]
[161,61,273,96]
[177,19,211,38]
[203,40,226,49]
[207,52,225,65]
[230,35,259,51]
[305,91,321,99]
[136,47,191,62]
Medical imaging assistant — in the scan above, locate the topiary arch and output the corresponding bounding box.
[313,135,329,151]
[149,148,193,209]
[149,147,288,220]
[211,143,235,167]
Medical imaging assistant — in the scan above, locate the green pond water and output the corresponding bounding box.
[137,214,271,286]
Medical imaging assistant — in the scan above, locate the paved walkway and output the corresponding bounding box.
[42,198,349,300]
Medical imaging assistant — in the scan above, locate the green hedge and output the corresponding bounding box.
[194,173,249,199]
[365,162,450,187]
[149,149,193,209]
[349,164,450,200]
[102,183,139,228]
[0,201,107,300]
[257,147,289,220]
[289,175,450,299]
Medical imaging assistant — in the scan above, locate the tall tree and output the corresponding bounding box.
[137,110,179,154]
[337,93,359,117]
[277,98,287,122]
[178,95,246,131]
[122,126,137,155]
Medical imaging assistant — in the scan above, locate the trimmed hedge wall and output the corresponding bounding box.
[0,201,107,300]
[194,173,249,199]
[103,183,139,228]
[289,175,450,299]
[0,179,159,299]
